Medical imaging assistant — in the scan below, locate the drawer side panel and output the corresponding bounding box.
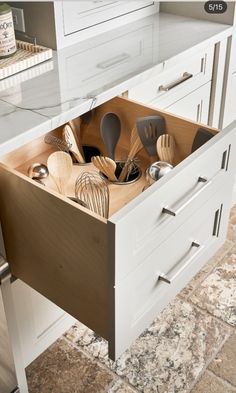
[0,167,112,340]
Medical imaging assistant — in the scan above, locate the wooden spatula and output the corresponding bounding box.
[118,126,143,182]
[63,124,85,164]
[68,117,85,161]
[156,134,176,165]
[47,151,73,195]
[91,156,117,182]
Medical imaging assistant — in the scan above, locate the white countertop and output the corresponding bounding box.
[0,12,232,156]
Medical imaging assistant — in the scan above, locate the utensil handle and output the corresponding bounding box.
[159,72,193,92]
[157,241,202,284]
[162,176,210,217]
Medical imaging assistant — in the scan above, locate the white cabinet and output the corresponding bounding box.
[62,1,154,35]
[0,96,235,360]
[11,280,75,367]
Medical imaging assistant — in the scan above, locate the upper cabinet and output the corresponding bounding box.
[9,1,158,49]
[62,1,154,35]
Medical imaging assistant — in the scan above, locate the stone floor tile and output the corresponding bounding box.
[65,299,230,393]
[230,204,236,220]
[180,240,234,299]
[190,371,236,393]
[108,380,137,393]
[190,245,236,326]
[227,224,236,242]
[26,338,115,393]
[208,333,236,387]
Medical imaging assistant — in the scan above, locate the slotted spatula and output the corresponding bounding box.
[137,116,165,157]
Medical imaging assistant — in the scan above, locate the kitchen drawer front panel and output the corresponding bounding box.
[114,186,231,358]
[161,81,211,124]
[128,45,214,106]
[62,1,154,35]
[64,23,153,98]
[110,99,236,283]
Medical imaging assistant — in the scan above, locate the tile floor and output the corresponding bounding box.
[26,205,236,393]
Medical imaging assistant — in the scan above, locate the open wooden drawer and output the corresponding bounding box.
[0,97,235,360]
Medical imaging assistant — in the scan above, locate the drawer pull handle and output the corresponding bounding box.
[157,241,201,285]
[97,53,130,69]
[159,72,193,92]
[162,176,211,217]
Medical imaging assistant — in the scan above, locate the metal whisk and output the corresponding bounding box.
[75,171,109,219]
[44,133,72,153]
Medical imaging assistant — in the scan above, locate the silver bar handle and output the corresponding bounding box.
[159,72,193,92]
[158,241,202,284]
[97,53,130,69]
[162,176,211,217]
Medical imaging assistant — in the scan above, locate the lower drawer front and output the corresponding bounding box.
[128,45,214,105]
[114,186,231,358]
[154,81,211,124]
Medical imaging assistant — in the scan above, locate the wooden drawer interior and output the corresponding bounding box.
[0,97,217,219]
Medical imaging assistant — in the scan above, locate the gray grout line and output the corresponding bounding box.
[62,335,139,393]
[206,369,236,390]
[188,332,231,393]
[181,240,235,301]
[188,297,236,333]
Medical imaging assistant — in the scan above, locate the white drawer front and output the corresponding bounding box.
[129,45,214,106]
[63,23,153,97]
[162,82,211,124]
[114,186,231,358]
[112,119,234,283]
[62,1,154,35]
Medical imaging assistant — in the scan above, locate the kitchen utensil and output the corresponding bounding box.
[100,112,121,160]
[68,117,85,161]
[156,134,176,165]
[44,133,72,153]
[47,151,73,195]
[27,163,49,180]
[118,126,143,182]
[191,127,214,152]
[91,156,117,182]
[63,124,85,163]
[137,115,165,157]
[146,161,173,185]
[75,171,109,219]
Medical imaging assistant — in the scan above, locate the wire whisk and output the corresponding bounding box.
[75,171,109,219]
[44,133,72,153]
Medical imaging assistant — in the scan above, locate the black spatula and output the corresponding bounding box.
[136,116,165,157]
[191,127,214,153]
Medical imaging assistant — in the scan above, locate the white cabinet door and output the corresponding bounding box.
[161,83,211,125]
[223,71,236,128]
[62,1,154,35]
[11,280,75,367]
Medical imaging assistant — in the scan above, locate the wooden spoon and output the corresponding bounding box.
[63,124,85,164]
[91,156,117,182]
[47,151,73,195]
[156,134,175,165]
[118,126,143,182]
